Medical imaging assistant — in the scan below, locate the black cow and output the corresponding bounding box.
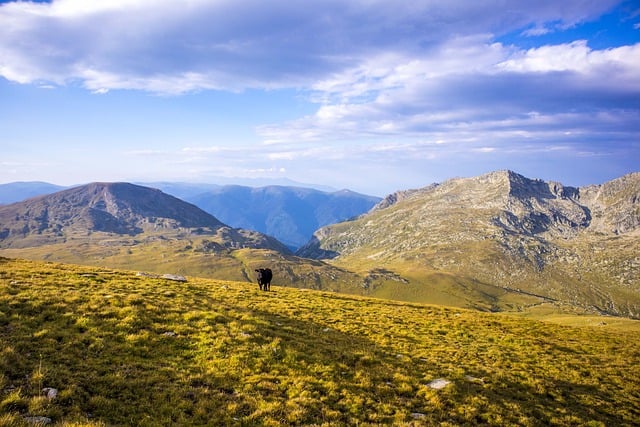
[255,268,272,291]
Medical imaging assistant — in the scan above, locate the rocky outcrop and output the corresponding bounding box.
[578,172,640,234]
[370,187,427,212]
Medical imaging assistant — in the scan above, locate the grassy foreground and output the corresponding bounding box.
[0,257,639,426]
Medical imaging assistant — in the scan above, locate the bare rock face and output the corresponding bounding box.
[302,171,640,256]
[493,171,591,238]
[578,172,640,234]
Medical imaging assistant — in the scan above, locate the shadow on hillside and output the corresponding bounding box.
[1,274,635,426]
[2,286,430,424]
[469,376,625,425]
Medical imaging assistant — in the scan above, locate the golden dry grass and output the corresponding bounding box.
[1,257,639,426]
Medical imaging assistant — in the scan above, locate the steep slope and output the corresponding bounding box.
[187,185,380,250]
[578,172,640,234]
[298,171,640,317]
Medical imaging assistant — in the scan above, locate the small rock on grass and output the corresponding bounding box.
[161,274,187,282]
[42,387,58,399]
[464,375,484,384]
[24,416,52,425]
[426,378,451,389]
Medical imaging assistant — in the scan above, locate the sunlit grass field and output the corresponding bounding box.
[1,257,639,426]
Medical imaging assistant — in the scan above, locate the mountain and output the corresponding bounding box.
[3,174,638,318]
[0,181,66,205]
[0,183,366,290]
[185,185,381,250]
[298,171,640,317]
[0,182,289,253]
[136,182,223,200]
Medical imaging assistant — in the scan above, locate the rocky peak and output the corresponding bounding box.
[370,187,426,212]
[480,170,578,201]
[473,171,587,237]
[77,182,225,229]
[296,171,639,317]
[578,172,640,234]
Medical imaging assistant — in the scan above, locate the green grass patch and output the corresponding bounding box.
[1,257,639,425]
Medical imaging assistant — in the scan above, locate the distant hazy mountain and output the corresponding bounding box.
[186,185,381,250]
[137,182,224,200]
[0,181,66,205]
[143,177,337,200]
[298,171,640,317]
[0,182,289,253]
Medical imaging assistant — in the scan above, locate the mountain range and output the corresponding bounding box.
[184,186,380,250]
[0,181,380,250]
[0,182,362,289]
[0,181,66,204]
[0,171,638,318]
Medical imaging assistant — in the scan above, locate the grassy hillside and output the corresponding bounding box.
[1,257,639,426]
[0,234,362,295]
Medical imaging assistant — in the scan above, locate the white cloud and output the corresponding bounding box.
[0,0,623,93]
[474,147,497,153]
[258,36,640,148]
[496,40,640,78]
[521,25,553,36]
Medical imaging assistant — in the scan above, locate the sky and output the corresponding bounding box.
[1,0,639,197]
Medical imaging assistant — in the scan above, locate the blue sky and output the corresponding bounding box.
[1,0,638,196]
